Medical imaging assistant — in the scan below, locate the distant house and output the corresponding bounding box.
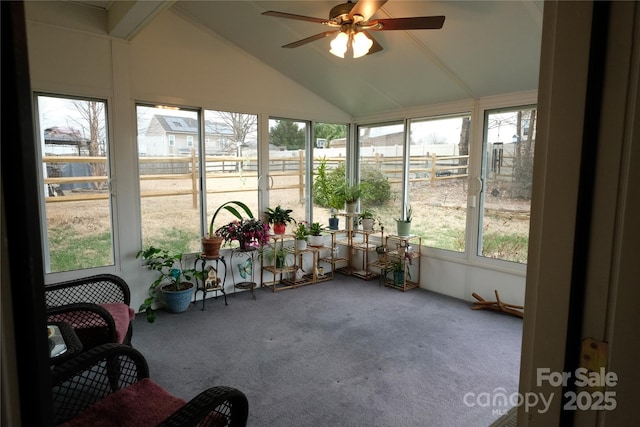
[142,114,235,156]
[43,126,90,156]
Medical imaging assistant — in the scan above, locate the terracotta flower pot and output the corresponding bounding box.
[201,236,223,258]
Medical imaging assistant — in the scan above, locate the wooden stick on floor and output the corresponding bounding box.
[472,290,524,318]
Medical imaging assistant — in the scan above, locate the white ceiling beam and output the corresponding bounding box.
[108,0,175,40]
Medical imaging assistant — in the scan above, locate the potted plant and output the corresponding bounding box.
[202,201,254,258]
[375,244,387,262]
[136,246,198,322]
[261,246,289,269]
[391,260,405,285]
[264,205,294,234]
[308,222,325,247]
[215,217,270,250]
[396,204,412,236]
[314,158,345,230]
[342,183,361,214]
[293,221,309,250]
[358,210,376,231]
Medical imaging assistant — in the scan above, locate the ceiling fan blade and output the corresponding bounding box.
[282,31,338,49]
[370,16,445,31]
[262,11,327,25]
[349,0,388,22]
[365,31,384,55]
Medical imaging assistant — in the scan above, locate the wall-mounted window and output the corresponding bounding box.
[408,114,470,252]
[311,122,348,225]
[202,109,259,237]
[136,106,261,253]
[35,94,114,273]
[137,105,201,252]
[267,118,310,224]
[478,106,536,264]
[355,102,535,267]
[357,121,403,234]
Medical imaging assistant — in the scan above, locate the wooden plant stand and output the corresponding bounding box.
[472,290,524,318]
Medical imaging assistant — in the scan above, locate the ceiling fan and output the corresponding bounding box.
[262,0,445,58]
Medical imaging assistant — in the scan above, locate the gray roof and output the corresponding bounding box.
[153,115,233,136]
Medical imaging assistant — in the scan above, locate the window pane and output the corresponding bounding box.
[268,118,309,228]
[137,106,201,253]
[311,122,348,227]
[36,94,114,272]
[408,115,470,252]
[479,107,536,263]
[203,109,259,242]
[358,122,403,235]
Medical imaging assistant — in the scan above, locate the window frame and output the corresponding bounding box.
[34,92,116,276]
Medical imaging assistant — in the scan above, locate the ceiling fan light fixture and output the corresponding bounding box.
[352,31,373,58]
[329,31,349,58]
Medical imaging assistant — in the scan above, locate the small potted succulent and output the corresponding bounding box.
[293,221,309,250]
[358,210,376,231]
[308,222,325,247]
[264,205,294,234]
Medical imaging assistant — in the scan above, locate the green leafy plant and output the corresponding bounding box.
[136,246,199,322]
[358,210,375,219]
[358,209,376,222]
[293,221,310,241]
[341,183,362,204]
[390,260,411,281]
[261,246,289,268]
[313,162,390,209]
[207,201,254,237]
[309,222,325,236]
[264,205,294,225]
[391,260,404,273]
[313,157,345,215]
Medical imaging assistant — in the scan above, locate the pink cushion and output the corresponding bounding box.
[59,379,185,427]
[99,303,135,344]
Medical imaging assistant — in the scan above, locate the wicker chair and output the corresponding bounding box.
[46,274,135,352]
[51,343,249,426]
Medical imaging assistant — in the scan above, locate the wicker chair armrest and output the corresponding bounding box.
[159,386,249,427]
[47,303,117,348]
[46,273,131,307]
[51,344,149,424]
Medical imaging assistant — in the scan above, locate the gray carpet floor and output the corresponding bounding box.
[132,276,523,427]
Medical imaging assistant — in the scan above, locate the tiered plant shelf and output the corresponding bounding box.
[377,235,422,292]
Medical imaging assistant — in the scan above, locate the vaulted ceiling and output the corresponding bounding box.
[73,0,543,117]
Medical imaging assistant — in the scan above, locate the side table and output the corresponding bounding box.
[230,247,258,299]
[48,322,82,365]
[194,254,227,310]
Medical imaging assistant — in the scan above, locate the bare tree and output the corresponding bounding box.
[217,112,257,146]
[70,100,106,188]
[512,109,536,199]
[458,116,471,168]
